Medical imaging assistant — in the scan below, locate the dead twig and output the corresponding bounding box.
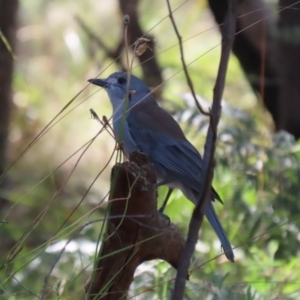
[171,1,237,299]
[166,0,210,117]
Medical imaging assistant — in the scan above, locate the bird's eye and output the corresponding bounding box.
[117,77,126,84]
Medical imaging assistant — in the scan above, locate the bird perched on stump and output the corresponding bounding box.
[88,72,234,262]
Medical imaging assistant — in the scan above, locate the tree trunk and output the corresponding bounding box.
[85,152,186,300]
[0,0,18,175]
[208,0,280,129]
[278,0,300,137]
[0,0,18,216]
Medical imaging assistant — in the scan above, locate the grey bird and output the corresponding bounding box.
[88,72,234,262]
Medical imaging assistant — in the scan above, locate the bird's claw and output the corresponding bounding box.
[158,210,171,225]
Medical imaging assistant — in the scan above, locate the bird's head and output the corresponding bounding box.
[88,72,152,110]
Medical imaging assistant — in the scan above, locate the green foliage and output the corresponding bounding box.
[1,0,300,299]
[165,94,300,298]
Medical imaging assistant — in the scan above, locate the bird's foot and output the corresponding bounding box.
[157,210,170,225]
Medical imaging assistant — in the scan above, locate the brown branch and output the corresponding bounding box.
[75,16,126,71]
[166,0,210,117]
[171,1,237,299]
[86,151,186,300]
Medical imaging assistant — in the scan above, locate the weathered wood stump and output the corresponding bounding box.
[85,152,186,300]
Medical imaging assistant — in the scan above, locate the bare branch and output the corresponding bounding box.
[118,0,163,97]
[75,16,126,71]
[171,1,237,299]
[166,0,210,117]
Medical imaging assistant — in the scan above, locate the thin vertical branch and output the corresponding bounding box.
[118,0,163,93]
[259,21,266,103]
[166,0,210,116]
[171,1,237,299]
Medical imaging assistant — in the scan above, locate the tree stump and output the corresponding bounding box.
[85,151,186,300]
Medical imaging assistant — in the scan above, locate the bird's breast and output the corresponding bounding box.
[112,115,139,157]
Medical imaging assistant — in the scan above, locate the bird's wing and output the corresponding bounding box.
[127,101,203,191]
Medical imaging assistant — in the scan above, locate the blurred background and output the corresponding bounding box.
[1,0,300,299]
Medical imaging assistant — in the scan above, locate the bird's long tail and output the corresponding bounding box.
[205,202,235,262]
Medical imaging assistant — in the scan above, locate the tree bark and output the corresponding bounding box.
[208,0,300,138]
[208,0,280,127]
[0,0,18,175]
[85,152,186,300]
[278,0,300,137]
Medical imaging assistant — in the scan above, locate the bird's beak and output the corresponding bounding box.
[88,78,108,88]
